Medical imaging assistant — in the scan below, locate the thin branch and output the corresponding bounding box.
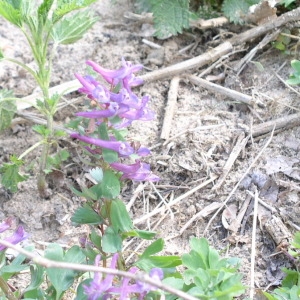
[0,240,198,300]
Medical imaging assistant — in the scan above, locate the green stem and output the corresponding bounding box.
[0,277,18,300]
[19,140,45,160]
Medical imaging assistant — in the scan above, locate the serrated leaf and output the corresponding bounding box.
[52,0,97,23]
[51,10,98,44]
[45,244,85,300]
[0,89,16,132]
[38,0,54,25]
[71,204,103,225]
[0,0,22,26]
[0,156,28,192]
[150,0,190,39]
[102,227,122,253]
[110,199,133,232]
[222,0,259,24]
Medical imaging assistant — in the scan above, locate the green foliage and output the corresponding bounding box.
[180,237,245,299]
[45,149,70,173]
[0,89,17,132]
[287,60,300,85]
[222,0,259,24]
[263,232,300,300]
[150,0,190,39]
[71,204,104,225]
[102,226,122,253]
[45,244,86,300]
[0,0,22,26]
[51,10,98,44]
[110,199,133,232]
[0,155,28,192]
[280,0,297,7]
[136,239,182,272]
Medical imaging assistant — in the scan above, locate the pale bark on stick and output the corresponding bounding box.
[188,75,254,106]
[160,76,180,140]
[140,42,233,83]
[252,112,300,138]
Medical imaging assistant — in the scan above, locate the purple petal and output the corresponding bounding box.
[136,147,151,157]
[0,226,28,251]
[76,103,118,119]
[0,217,13,233]
[71,133,134,156]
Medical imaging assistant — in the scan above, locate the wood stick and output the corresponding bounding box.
[188,75,254,106]
[252,112,300,138]
[160,76,180,140]
[140,42,233,83]
[212,133,249,191]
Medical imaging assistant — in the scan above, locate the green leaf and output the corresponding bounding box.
[0,156,28,192]
[141,238,164,258]
[32,124,50,137]
[150,0,190,39]
[90,228,102,249]
[291,60,300,74]
[100,170,120,198]
[110,199,133,232]
[45,244,85,300]
[69,185,98,201]
[0,1,22,26]
[0,49,4,59]
[51,10,98,44]
[53,0,97,23]
[135,229,156,240]
[286,77,300,86]
[280,0,296,7]
[102,227,122,253]
[38,0,54,25]
[0,89,16,132]
[136,255,182,272]
[222,0,259,24]
[24,264,45,297]
[71,204,103,225]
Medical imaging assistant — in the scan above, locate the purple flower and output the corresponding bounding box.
[86,58,143,92]
[84,254,118,300]
[75,74,111,103]
[84,254,164,300]
[113,267,164,300]
[110,161,160,182]
[71,133,134,157]
[0,217,13,233]
[76,102,119,119]
[0,225,28,251]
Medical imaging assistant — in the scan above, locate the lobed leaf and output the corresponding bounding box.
[150,0,190,39]
[51,10,98,44]
[52,0,97,23]
[0,89,17,132]
[0,0,22,26]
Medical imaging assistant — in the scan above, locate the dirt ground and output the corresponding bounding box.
[1,0,300,298]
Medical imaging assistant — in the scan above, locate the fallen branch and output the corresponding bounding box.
[187,75,254,106]
[0,240,198,300]
[160,76,181,140]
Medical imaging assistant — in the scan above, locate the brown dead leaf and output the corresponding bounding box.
[222,204,237,229]
[247,1,277,25]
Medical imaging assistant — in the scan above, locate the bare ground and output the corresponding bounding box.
[1,0,300,298]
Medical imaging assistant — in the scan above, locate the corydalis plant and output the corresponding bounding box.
[71,58,159,182]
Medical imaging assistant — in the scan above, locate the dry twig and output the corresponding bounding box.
[0,240,198,300]
[160,76,181,140]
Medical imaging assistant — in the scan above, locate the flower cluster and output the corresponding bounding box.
[71,58,159,182]
[0,217,28,251]
[84,254,163,300]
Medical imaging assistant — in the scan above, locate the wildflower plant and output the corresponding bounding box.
[0,0,98,197]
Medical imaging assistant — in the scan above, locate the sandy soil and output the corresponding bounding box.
[1,0,300,298]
